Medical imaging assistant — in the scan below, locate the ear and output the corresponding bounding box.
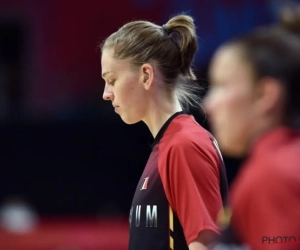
[140,63,154,90]
[254,77,284,115]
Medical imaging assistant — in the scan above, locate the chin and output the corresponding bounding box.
[120,115,141,125]
[219,140,247,158]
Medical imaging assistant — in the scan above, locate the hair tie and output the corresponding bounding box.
[162,24,170,35]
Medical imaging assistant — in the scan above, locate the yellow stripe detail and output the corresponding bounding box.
[170,236,174,250]
[169,206,174,232]
[169,206,174,250]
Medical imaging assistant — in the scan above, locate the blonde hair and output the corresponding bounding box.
[101,14,201,110]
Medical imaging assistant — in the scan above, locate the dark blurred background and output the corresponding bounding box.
[0,0,298,249]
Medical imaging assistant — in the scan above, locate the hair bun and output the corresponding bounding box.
[278,4,300,36]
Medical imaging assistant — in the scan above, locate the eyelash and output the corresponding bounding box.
[108,80,115,86]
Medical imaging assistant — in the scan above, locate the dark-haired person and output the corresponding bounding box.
[100,14,228,250]
[204,7,300,250]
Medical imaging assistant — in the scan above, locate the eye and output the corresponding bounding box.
[108,80,116,86]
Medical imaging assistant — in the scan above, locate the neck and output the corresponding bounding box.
[142,97,182,138]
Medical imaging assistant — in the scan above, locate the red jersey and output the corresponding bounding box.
[129,112,228,250]
[214,127,300,250]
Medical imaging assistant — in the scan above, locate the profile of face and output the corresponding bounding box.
[101,49,150,124]
[204,47,260,157]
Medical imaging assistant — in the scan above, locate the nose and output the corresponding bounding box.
[103,84,114,101]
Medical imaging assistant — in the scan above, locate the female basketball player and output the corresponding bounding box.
[204,7,300,250]
[100,14,228,250]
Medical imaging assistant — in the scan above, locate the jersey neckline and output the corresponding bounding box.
[150,111,185,150]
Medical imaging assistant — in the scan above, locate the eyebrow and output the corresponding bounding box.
[102,71,113,78]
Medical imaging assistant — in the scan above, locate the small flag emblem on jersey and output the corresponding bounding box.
[140,177,149,190]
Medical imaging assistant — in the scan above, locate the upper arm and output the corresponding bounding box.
[158,140,223,245]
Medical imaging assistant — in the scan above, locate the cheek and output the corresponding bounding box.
[207,87,254,132]
[223,89,255,140]
[225,90,248,114]
[206,88,239,116]
[117,78,137,99]
[118,78,145,109]
[209,88,254,156]
[212,86,251,118]
[227,88,254,121]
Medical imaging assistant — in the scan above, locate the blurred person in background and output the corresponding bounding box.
[204,5,300,250]
[100,14,228,250]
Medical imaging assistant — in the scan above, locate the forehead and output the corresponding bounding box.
[101,49,132,75]
[209,46,252,83]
